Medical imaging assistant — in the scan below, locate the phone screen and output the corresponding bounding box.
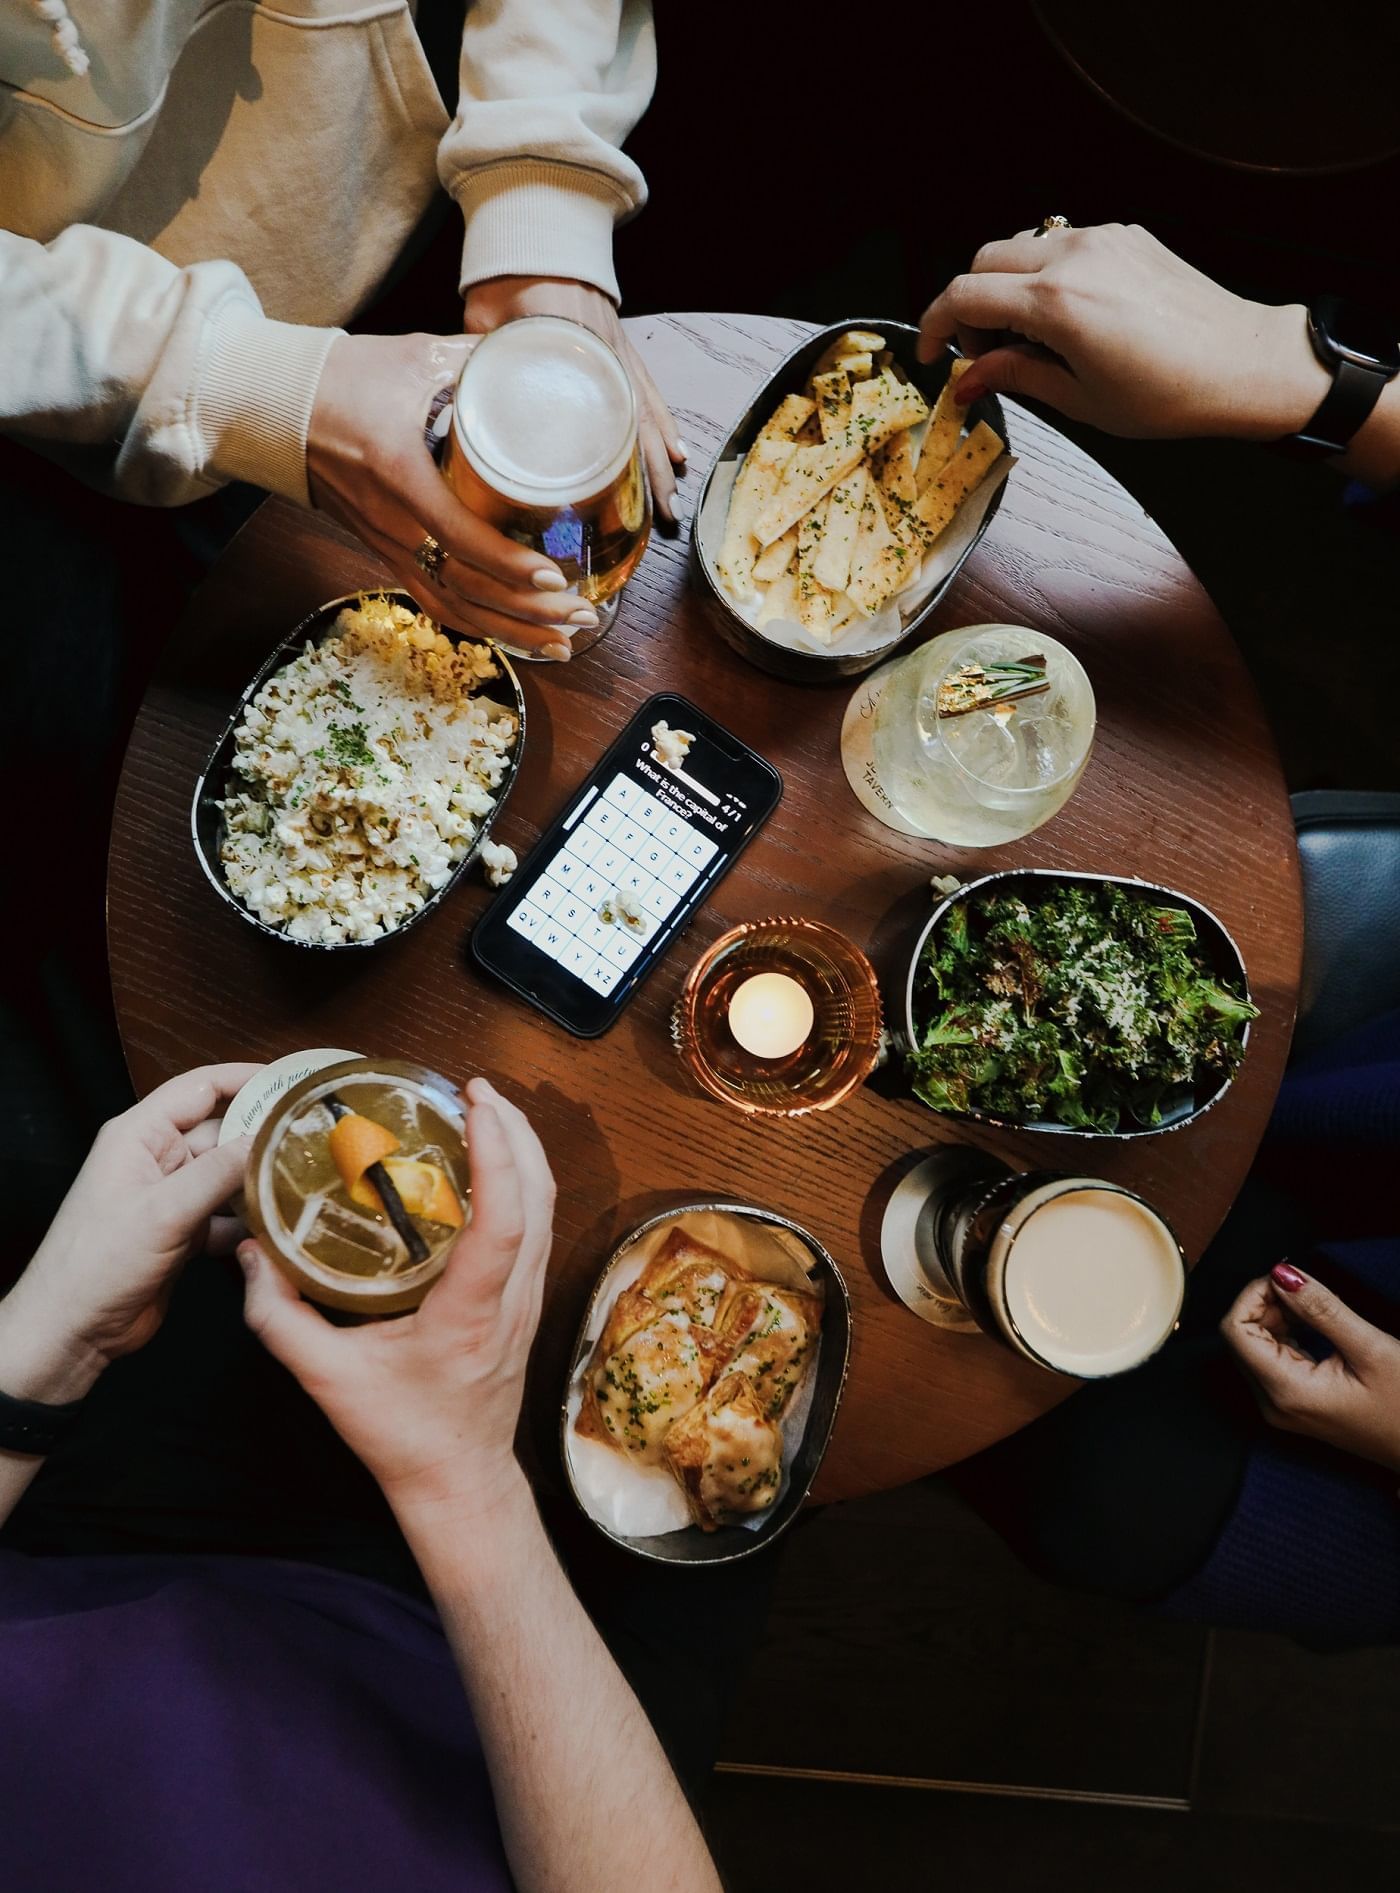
[471,694,781,1036]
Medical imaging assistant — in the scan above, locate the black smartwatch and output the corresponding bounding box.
[0,1386,87,1457]
[1291,296,1400,456]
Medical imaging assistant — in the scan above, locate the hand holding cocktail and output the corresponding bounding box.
[239,1076,556,1523]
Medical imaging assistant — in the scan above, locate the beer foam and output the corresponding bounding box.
[452,315,636,508]
[993,1184,1184,1377]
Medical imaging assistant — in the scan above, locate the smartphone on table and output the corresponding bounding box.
[471,693,781,1037]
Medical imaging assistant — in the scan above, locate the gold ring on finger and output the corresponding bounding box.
[414,534,447,582]
[1033,215,1072,237]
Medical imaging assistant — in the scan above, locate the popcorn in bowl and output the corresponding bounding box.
[217,595,518,944]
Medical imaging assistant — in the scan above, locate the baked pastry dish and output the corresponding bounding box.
[575,1222,823,1531]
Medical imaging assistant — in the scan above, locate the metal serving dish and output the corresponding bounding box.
[901,868,1254,1140]
[690,318,1010,684]
[562,1199,851,1566]
[191,591,525,952]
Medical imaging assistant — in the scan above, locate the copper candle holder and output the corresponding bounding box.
[672,917,883,1117]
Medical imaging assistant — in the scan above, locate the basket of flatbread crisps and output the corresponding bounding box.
[692,318,1012,682]
[563,1203,851,1565]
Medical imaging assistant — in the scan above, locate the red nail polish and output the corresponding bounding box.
[1272,1262,1306,1293]
[953,380,982,407]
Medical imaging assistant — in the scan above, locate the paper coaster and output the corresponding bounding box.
[840,627,972,835]
[218,1048,360,1145]
[839,660,927,835]
[880,1154,981,1332]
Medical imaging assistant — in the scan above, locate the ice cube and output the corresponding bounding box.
[294,1191,404,1278]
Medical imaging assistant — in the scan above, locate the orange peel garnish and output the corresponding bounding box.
[349,1158,464,1228]
[328,1113,400,1198]
[385,1160,464,1228]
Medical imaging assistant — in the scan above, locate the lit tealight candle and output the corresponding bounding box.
[727,972,815,1061]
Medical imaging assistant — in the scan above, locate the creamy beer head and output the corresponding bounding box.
[451,315,637,508]
[986,1180,1185,1377]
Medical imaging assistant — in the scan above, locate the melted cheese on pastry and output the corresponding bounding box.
[718,1285,823,1419]
[664,1373,784,1531]
[580,1290,722,1462]
[574,1217,826,1525]
[637,1228,743,1327]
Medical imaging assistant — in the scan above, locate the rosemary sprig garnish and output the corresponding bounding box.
[937,655,1050,719]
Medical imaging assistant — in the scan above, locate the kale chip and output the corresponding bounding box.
[907,883,1257,1132]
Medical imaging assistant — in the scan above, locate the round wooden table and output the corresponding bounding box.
[109,312,1303,1502]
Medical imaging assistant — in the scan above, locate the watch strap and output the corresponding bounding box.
[1295,355,1390,456]
[0,1386,87,1456]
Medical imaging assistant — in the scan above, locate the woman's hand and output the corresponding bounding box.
[0,1064,261,1403]
[464,276,687,524]
[239,1077,555,1525]
[1221,1263,1400,1473]
[917,223,1329,442]
[307,332,594,660]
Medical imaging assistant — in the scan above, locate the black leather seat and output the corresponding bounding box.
[1291,791,1400,1059]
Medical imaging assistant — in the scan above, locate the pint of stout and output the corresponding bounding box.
[441,315,650,654]
[927,1158,1186,1377]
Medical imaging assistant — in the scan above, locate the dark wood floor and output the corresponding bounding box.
[702,1481,1400,1886]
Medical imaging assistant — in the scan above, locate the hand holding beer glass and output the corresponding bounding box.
[440,315,652,658]
[463,274,687,526]
[306,331,595,658]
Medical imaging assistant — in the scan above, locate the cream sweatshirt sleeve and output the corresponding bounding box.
[441,0,657,305]
[0,223,340,508]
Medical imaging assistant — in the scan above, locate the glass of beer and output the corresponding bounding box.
[441,315,651,657]
[244,1056,471,1314]
[885,1149,1186,1376]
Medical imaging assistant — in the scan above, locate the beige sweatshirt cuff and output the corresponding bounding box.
[195,304,343,505]
[452,161,626,304]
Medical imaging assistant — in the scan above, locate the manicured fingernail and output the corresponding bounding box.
[953,379,982,407]
[1272,1262,1307,1293]
[568,607,600,628]
[532,568,568,592]
[544,641,572,662]
[674,439,689,462]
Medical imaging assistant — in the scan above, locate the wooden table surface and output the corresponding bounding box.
[109,312,1303,1503]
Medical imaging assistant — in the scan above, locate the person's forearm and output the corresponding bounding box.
[1337,376,1400,489]
[442,0,656,302]
[395,1472,722,1893]
[0,1282,103,1527]
[1248,302,1400,488]
[1,224,337,506]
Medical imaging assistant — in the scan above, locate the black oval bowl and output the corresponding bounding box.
[190,591,526,952]
[561,1200,851,1566]
[690,318,1010,683]
[902,869,1254,1140]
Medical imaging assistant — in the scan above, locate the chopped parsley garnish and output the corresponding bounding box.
[327,719,375,771]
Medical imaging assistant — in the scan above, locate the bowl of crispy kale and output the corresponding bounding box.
[902,870,1258,1139]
